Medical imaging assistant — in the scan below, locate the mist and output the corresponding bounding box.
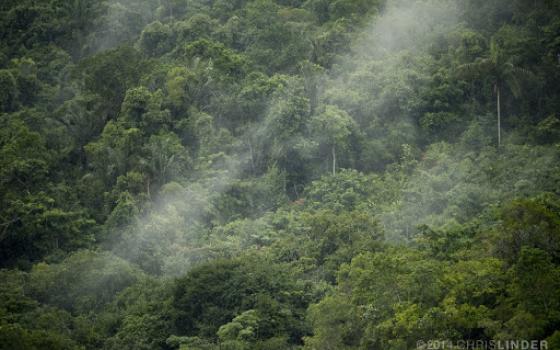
[2,0,559,348]
[108,0,469,274]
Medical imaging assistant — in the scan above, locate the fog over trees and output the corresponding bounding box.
[1,0,560,349]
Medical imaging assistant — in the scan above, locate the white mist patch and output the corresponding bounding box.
[84,0,160,55]
[108,80,307,277]
[354,0,460,57]
[109,156,243,276]
[107,0,468,274]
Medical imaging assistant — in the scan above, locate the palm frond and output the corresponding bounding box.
[510,65,535,80]
[507,75,523,98]
[489,38,500,63]
[457,58,492,79]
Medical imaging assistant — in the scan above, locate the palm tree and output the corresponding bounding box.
[461,38,532,147]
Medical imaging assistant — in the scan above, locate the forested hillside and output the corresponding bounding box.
[1,0,560,349]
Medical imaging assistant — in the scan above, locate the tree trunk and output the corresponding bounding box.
[248,140,255,174]
[332,145,336,176]
[497,85,501,147]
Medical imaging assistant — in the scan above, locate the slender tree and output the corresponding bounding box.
[461,38,532,147]
[310,105,355,176]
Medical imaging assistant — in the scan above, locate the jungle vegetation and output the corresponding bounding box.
[1,0,560,349]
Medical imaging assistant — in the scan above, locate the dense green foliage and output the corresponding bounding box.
[1,0,560,348]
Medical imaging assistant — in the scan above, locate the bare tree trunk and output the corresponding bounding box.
[157,0,161,21]
[248,140,255,174]
[332,145,336,176]
[497,85,501,147]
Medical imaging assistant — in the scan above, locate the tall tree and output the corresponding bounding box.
[461,38,532,147]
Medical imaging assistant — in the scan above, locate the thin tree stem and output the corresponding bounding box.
[332,145,336,176]
[497,85,501,147]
